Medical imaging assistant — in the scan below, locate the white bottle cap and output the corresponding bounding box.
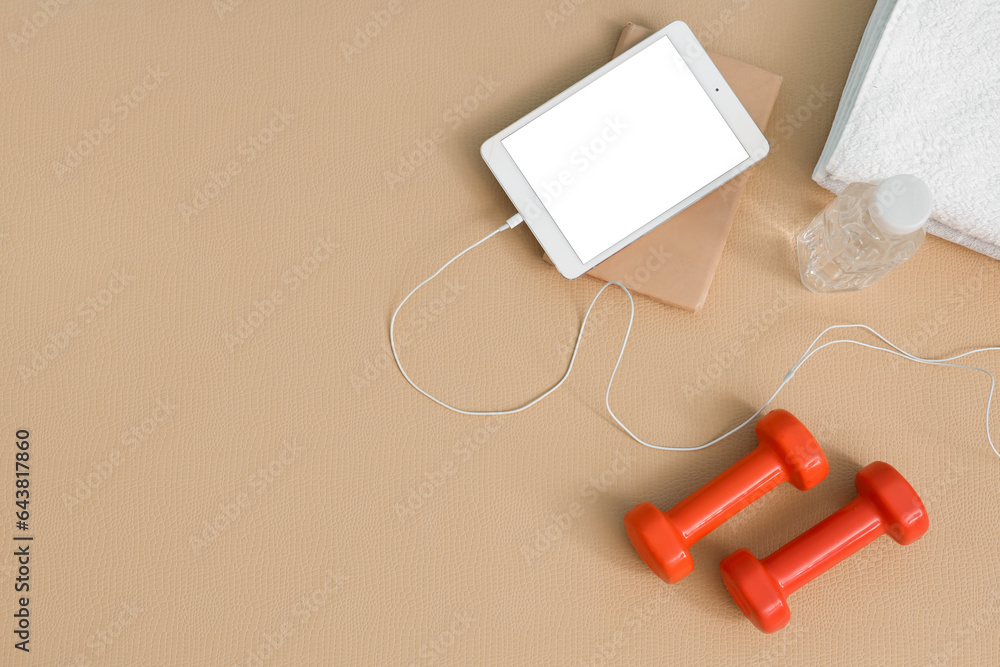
[869,174,933,236]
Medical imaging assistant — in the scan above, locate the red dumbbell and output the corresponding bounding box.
[720,461,929,633]
[624,409,828,584]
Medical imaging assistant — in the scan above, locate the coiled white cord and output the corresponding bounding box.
[390,220,999,457]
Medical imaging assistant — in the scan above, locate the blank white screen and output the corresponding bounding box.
[501,37,748,263]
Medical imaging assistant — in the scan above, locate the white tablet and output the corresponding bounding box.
[480,21,769,279]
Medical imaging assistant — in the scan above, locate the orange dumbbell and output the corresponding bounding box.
[720,461,929,632]
[625,409,828,583]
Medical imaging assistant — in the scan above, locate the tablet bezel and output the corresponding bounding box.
[480,21,769,279]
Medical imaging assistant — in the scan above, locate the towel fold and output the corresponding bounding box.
[814,0,1000,260]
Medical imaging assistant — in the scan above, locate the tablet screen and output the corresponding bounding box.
[501,37,749,263]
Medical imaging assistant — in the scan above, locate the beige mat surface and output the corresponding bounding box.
[2,1,998,665]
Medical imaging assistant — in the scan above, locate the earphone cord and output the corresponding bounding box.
[390,221,999,458]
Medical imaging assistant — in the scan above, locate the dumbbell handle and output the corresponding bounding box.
[761,496,883,594]
[668,443,788,544]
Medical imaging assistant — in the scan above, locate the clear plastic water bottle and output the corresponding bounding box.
[797,174,933,293]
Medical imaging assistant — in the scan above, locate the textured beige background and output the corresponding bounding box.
[2,1,999,665]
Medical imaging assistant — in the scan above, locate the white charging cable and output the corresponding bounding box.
[390,219,999,458]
